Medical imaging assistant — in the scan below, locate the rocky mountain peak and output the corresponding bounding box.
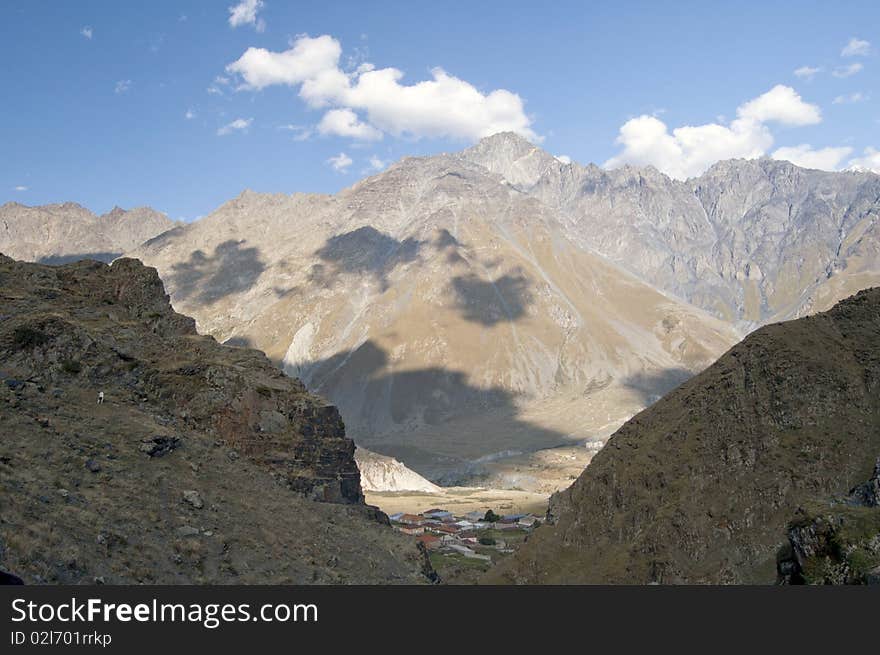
[461,131,558,188]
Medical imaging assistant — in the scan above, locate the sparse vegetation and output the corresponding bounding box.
[12,325,49,350]
[60,359,82,375]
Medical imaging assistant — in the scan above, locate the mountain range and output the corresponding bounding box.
[3,133,879,487]
[464,134,880,326]
[0,202,174,265]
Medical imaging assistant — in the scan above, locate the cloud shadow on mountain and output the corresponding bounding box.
[620,367,693,407]
[310,226,423,291]
[450,271,533,325]
[39,252,122,265]
[168,240,265,304]
[292,339,571,481]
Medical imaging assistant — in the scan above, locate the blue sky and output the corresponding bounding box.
[1,0,877,220]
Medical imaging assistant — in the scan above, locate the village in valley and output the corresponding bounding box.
[389,508,542,581]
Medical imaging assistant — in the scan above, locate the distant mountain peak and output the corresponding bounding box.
[476,130,537,147]
[462,132,557,188]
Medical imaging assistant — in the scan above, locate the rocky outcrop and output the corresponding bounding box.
[485,288,880,584]
[0,255,360,503]
[0,254,430,583]
[356,448,441,493]
[848,458,880,508]
[777,459,880,584]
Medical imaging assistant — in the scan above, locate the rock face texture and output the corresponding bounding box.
[465,133,880,327]
[0,254,430,584]
[0,202,174,264]
[485,288,880,584]
[777,459,880,585]
[129,148,739,480]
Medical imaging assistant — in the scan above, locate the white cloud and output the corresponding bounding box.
[847,147,880,173]
[14,185,28,192]
[317,108,383,141]
[114,79,132,94]
[833,92,866,105]
[228,0,266,32]
[365,155,386,172]
[555,155,572,164]
[833,63,864,78]
[185,108,196,120]
[772,144,854,171]
[605,85,821,179]
[793,65,821,80]
[227,35,343,91]
[217,117,253,135]
[841,37,871,57]
[736,85,822,125]
[207,75,231,96]
[327,152,353,172]
[279,124,313,141]
[226,34,539,142]
[80,26,93,40]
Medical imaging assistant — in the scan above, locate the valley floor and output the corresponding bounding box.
[365,443,596,518]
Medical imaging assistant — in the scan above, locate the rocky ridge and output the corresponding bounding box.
[464,133,880,326]
[485,288,880,584]
[0,254,430,584]
[0,202,174,265]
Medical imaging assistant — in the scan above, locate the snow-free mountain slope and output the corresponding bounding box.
[465,133,880,326]
[0,202,175,264]
[486,287,880,584]
[130,150,739,480]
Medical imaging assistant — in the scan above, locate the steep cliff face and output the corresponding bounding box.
[0,254,430,583]
[0,202,175,264]
[485,288,880,584]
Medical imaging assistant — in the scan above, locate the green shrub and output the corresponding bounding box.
[12,326,49,349]
[60,359,82,375]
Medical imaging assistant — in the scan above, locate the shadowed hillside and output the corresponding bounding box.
[486,288,880,584]
[0,254,431,584]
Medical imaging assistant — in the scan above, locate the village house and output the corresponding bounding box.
[416,534,442,550]
[392,506,532,562]
[447,543,491,562]
[429,523,459,536]
[518,515,541,529]
[398,524,425,536]
[397,513,426,526]
[422,509,454,521]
